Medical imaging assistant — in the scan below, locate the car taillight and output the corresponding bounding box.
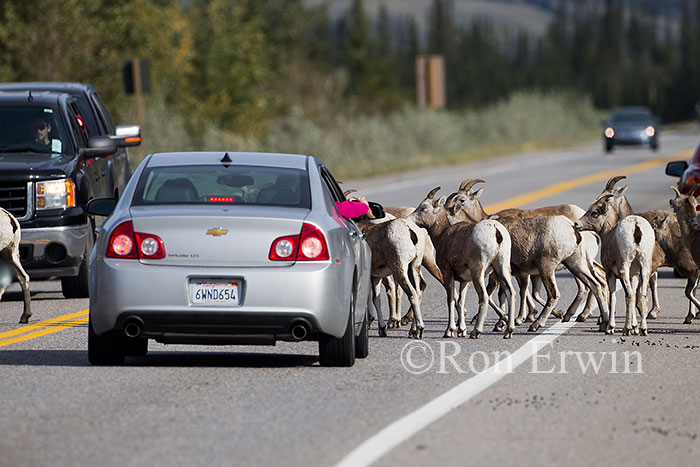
[298,224,329,260]
[106,221,166,259]
[269,223,329,261]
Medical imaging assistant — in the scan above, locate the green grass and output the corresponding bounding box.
[126,90,605,179]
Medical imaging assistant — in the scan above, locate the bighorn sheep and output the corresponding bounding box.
[574,176,655,336]
[356,217,427,338]
[452,178,605,325]
[0,208,31,323]
[645,210,700,323]
[408,187,516,339]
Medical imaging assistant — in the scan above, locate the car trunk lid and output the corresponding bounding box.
[128,205,308,267]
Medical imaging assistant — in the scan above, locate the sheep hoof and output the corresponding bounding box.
[469,330,480,339]
[457,329,468,338]
[493,320,506,332]
[631,326,639,335]
[648,310,659,320]
[599,321,609,332]
[503,328,514,339]
[528,322,541,332]
[387,318,400,329]
[605,326,615,335]
[596,316,603,325]
[443,329,454,338]
[561,314,571,323]
[416,327,424,339]
[378,326,387,337]
[622,328,631,336]
[576,314,588,323]
[524,314,536,323]
[551,309,562,319]
[515,317,524,326]
[400,316,412,326]
[640,328,648,336]
[684,315,694,324]
[19,315,30,324]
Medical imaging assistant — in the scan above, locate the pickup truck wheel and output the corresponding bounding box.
[319,294,356,367]
[88,316,125,365]
[61,218,94,298]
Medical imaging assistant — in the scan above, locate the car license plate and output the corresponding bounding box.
[190,279,240,306]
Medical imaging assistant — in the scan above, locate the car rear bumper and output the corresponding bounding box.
[89,258,353,341]
[19,224,88,278]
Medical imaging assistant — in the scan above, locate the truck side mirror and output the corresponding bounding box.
[83,136,117,158]
[666,161,688,178]
[368,201,385,219]
[112,124,142,147]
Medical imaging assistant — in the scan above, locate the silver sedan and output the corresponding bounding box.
[87,152,373,366]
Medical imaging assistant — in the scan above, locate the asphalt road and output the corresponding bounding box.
[1,129,699,467]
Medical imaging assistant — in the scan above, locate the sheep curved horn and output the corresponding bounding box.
[445,192,459,208]
[605,175,627,191]
[343,189,357,197]
[427,186,441,200]
[690,184,700,197]
[671,186,682,197]
[459,179,485,192]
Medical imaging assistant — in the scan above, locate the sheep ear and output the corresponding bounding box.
[615,185,629,196]
[471,188,484,200]
[661,215,674,228]
[437,195,447,207]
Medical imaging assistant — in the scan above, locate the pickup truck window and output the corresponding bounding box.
[70,95,100,137]
[90,92,116,134]
[0,106,71,156]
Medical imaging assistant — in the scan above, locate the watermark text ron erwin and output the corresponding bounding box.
[400,340,644,375]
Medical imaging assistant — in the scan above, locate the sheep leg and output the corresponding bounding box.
[564,258,610,326]
[492,258,516,339]
[647,272,660,319]
[382,277,398,328]
[515,275,530,325]
[457,282,471,337]
[482,274,505,324]
[396,266,424,339]
[619,270,636,336]
[605,273,617,334]
[443,280,458,338]
[371,278,387,337]
[9,254,31,324]
[683,273,700,324]
[637,266,651,336]
[561,277,587,323]
[529,266,560,332]
[575,291,596,322]
[470,271,489,339]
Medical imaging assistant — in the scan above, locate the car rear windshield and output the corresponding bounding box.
[0,105,72,156]
[132,164,311,208]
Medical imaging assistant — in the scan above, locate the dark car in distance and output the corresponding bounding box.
[603,106,659,153]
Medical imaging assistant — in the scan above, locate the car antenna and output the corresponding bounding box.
[27,90,33,102]
[220,152,232,168]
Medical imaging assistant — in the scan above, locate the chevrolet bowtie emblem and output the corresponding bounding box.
[206,228,229,237]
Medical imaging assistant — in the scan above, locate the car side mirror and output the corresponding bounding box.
[87,197,117,217]
[368,201,385,219]
[112,124,142,147]
[666,161,688,178]
[83,136,117,158]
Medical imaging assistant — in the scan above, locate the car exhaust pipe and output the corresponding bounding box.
[124,317,144,338]
[290,322,309,341]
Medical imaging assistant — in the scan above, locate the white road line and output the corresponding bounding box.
[334,288,616,467]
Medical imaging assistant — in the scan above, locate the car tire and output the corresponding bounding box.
[61,218,94,299]
[651,138,659,151]
[124,337,148,357]
[605,141,613,153]
[319,295,356,367]
[88,316,125,365]
[355,305,369,359]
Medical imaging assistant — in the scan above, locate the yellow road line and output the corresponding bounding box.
[0,147,694,348]
[484,149,693,212]
[0,309,89,347]
[0,316,89,348]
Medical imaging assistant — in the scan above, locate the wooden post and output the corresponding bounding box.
[132,58,145,137]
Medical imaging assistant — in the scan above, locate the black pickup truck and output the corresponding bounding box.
[0,89,134,298]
